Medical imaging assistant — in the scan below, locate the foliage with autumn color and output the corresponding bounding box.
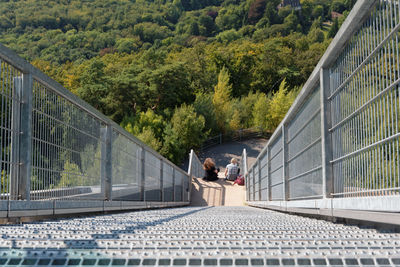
[0,0,356,163]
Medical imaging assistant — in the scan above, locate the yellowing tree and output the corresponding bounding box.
[229,109,241,131]
[213,67,232,133]
[266,78,297,130]
[252,92,269,130]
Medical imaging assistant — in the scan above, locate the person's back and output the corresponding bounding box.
[225,158,239,181]
[203,158,219,181]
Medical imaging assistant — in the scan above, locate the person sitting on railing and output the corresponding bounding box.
[203,158,219,181]
[224,158,239,181]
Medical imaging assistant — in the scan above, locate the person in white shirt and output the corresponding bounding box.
[224,158,239,181]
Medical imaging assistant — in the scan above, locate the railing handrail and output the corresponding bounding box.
[245,0,400,219]
[0,43,194,217]
[0,43,187,177]
[248,0,378,169]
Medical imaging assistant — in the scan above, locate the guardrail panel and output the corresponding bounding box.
[174,171,183,202]
[31,79,103,201]
[330,0,400,197]
[253,162,259,201]
[260,153,268,201]
[0,60,21,201]
[163,162,174,201]
[110,130,140,201]
[287,87,323,200]
[246,0,400,213]
[0,42,192,217]
[270,133,284,201]
[248,168,253,201]
[144,151,161,201]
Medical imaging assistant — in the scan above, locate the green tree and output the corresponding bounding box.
[161,104,206,163]
[137,127,163,151]
[328,18,339,38]
[145,62,194,110]
[193,93,219,135]
[213,67,232,132]
[188,21,200,35]
[283,12,301,33]
[252,92,269,129]
[123,109,166,141]
[308,28,324,43]
[77,58,109,112]
[216,29,241,43]
[215,5,243,30]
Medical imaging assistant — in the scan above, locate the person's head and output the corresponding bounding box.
[231,158,237,165]
[203,158,215,170]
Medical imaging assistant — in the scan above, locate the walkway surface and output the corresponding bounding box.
[1,206,399,266]
[191,138,267,207]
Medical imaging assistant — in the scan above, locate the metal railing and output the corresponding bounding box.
[0,43,197,217]
[246,0,400,214]
[187,149,203,202]
[240,149,247,177]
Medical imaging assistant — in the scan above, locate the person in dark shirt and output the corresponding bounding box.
[203,158,219,181]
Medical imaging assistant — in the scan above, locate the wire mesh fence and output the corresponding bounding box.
[246,0,400,211]
[0,43,194,216]
[0,60,21,201]
[330,0,400,197]
[31,79,104,201]
[287,87,322,200]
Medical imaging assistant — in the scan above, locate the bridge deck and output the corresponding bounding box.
[190,173,246,206]
[0,206,399,266]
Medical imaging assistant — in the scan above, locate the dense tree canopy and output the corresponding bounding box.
[0,0,356,163]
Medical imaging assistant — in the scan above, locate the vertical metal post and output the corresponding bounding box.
[245,173,250,201]
[19,73,33,200]
[10,78,20,200]
[140,148,145,201]
[9,74,33,200]
[258,158,261,201]
[282,125,290,201]
[159,159,163,202]
[172,168,175,202]
[321,68,334,198]
[252,167,256,201]
[10,77,23,200]
[243,149,247,175]
[101,125,112,200]
[267,147,272,201]
[182,172,186,203]
[187,150,194,203]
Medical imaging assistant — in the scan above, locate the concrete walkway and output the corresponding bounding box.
[191,138,267,206]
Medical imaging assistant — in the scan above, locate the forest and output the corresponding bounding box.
[0,0,356,164]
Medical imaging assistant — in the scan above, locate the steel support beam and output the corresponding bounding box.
[282,125,289,201]
[320,68,334,198]
[19,73,33,201]
[101,125,112,200]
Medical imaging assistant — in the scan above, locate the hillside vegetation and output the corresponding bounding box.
[0,0,356,163]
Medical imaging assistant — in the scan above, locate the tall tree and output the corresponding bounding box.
[213,67,232,132]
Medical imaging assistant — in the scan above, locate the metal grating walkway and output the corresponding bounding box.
[0,206,399,266]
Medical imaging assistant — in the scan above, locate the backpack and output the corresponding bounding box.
[234,175,245,186]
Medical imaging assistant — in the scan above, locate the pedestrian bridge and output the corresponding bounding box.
[0,0,400,265]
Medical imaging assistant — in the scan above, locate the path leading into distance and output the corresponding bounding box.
[191,138,267,207]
